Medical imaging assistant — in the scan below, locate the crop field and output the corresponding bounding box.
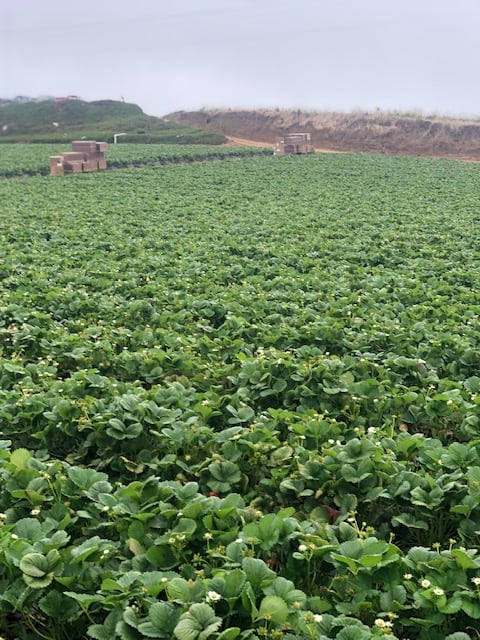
[1,152,480,639]
[0,143,271,177]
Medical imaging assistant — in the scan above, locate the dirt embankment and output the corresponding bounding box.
[165,109,480,160]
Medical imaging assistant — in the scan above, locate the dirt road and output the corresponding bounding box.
[225,136,342,154]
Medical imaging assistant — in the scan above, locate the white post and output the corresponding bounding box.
[113,133,126,144]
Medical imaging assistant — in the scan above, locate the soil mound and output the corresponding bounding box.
[165,109,480,160]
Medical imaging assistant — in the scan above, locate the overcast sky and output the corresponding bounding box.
[1,0,479,118]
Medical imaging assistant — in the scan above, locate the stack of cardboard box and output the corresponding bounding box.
[274,133,312,156]
[49,141,108,175]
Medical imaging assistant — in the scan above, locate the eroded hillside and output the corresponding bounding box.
[165,109,480,159]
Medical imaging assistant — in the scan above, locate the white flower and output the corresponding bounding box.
[235,538,243,544]
[206,591,222,603]
[30,508,41,516]
[203,532,213,540]
[403,573,413,580]
[374,618,386,628]
[10,534,18,540]
[471,577,480,586]
[433,588,444,596]
[421,579,431,588]
[298,544,308,552]
[367,427,377,434]
[313,614,323,623]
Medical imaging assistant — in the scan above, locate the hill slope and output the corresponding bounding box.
[166,109,480,159]
[0,99,225,144]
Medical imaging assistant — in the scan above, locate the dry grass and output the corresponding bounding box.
[166,109,480,161]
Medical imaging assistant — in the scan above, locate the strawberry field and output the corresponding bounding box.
[0,143,270,177]
[1,152,480,639]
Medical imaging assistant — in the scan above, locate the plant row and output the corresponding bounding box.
[1,153,480,638]
[1,442,479,640]
[0,144,271,177]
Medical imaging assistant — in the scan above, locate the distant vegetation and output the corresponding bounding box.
[0,99,226,144]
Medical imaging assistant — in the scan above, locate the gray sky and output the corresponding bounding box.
[1,0,479,118]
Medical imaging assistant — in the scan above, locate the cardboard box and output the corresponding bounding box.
[49,156,64,175]
[84,155,107,170]
[49,155,63,167]
[62,151,86,162]
[72,141,97,153]
[82,160,97,172]
[64,161,83,173]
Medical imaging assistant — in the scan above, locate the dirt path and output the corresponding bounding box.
[225,136,271,148]
[225,135,480,162]
[225,136,343,154]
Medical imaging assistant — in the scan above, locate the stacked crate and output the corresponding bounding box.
[274,133,312,155]
[49,141,108,175]
[49,155,65,175]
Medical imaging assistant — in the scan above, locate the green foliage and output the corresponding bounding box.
[0,153,480,638]
[0,143,271,177]
[0,99,226,144]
